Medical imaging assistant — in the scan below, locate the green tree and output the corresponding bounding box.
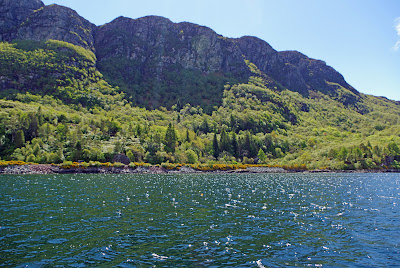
[27,113,39,141]
[186,149,198,164]
[388,142,400,156]
[164,123,177,153]
[26,154,36,163]
[337,147,349,162]
[213,133,219,159]
[231,132,239,158]
[15,130,25,148]
[200,117,210,133]
[136,124,142,137]
[56,124,68,140]
[33,143,40,156]
[74,141,82,161]
[126,150,135,161]
[185,129,191,143]
[274,148,284,158]
[220,129,231,153]
[257,148,267,163]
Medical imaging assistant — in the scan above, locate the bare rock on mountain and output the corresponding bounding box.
[15,4,96,51]
[0,0,44,39]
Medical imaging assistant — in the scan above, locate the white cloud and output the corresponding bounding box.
[394,41,400,51]
[393,17,400,51]
[396,18,400,34]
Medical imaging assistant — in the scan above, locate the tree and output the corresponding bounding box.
[213,133,219,159]
[353,146,363,162]
[388,142,400,157]
[274,148,284,158]
[200,117,210,133]
[231,132,239,158]
[33,143,41,156]
[15,130,25,148]
[27,113,39,141]
[186,149,198,164]
[241,131,253,157]
[56,124,68,140]
[136,124,142,137]
[257,148,267,163]
[126,150,135,162]
[114,140,123,154]
[26,154,35,163]
[220,129,231,153]
[185,129,191,143]
[230,114,237,132]
[337,147,348,162]
[164,123,177,153]
[74,141,82,161]
[109,120,121,136]
[37,106,44,126]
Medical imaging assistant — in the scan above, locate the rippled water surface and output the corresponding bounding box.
[1,173,400,267]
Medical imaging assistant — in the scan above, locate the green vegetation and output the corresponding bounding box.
[0,40,122,107]
[98,57,243,113]
[1,40,400,170]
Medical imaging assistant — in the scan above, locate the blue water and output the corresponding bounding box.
[0,173,399,267]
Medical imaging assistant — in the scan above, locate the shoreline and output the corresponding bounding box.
[0,164,399,175]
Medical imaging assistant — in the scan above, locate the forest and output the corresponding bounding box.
[1,40,400,171]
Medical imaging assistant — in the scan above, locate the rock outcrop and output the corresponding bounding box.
[1,1,95,51]
[15,4,96,51]
[0,0,44,39]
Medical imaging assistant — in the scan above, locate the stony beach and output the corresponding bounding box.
[0,164,398,175]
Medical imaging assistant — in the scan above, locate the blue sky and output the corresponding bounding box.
[43,0,400,101]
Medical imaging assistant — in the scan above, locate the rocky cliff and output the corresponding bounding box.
[1,1,95,51]
[15,4,96,51]
[0,0,43,37]
[0,0,360,110]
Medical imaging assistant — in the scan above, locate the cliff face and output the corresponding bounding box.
[0,0,359,109]
[1,1,95,51]
[94,15,358,108]
[94,16,252,109]
[96,16,247,75]
[0,0,44,40]
[15,4,96,51]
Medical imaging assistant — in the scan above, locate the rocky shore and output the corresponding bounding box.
[0,164,288,175]
[0,164,399,175]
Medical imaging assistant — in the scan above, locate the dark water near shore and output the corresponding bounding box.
[1,173,399,267]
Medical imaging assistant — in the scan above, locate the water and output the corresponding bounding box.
[0,173,399,267]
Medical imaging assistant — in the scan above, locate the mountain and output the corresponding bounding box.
[0,0,399,170]
[1,0,361,111]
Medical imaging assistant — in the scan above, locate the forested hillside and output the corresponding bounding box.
[0,0,399,170]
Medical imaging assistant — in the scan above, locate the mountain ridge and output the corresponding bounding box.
[0,0,369,111]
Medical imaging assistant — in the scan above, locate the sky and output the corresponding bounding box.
[42,0,400,101]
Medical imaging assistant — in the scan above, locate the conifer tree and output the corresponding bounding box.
[213,133,219,159]
[220,129,231,153]
[231,132,239,158]
[186,129,191,143]
[28,113,39,140]
[15,130,25,148]
[164,123,177,153]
